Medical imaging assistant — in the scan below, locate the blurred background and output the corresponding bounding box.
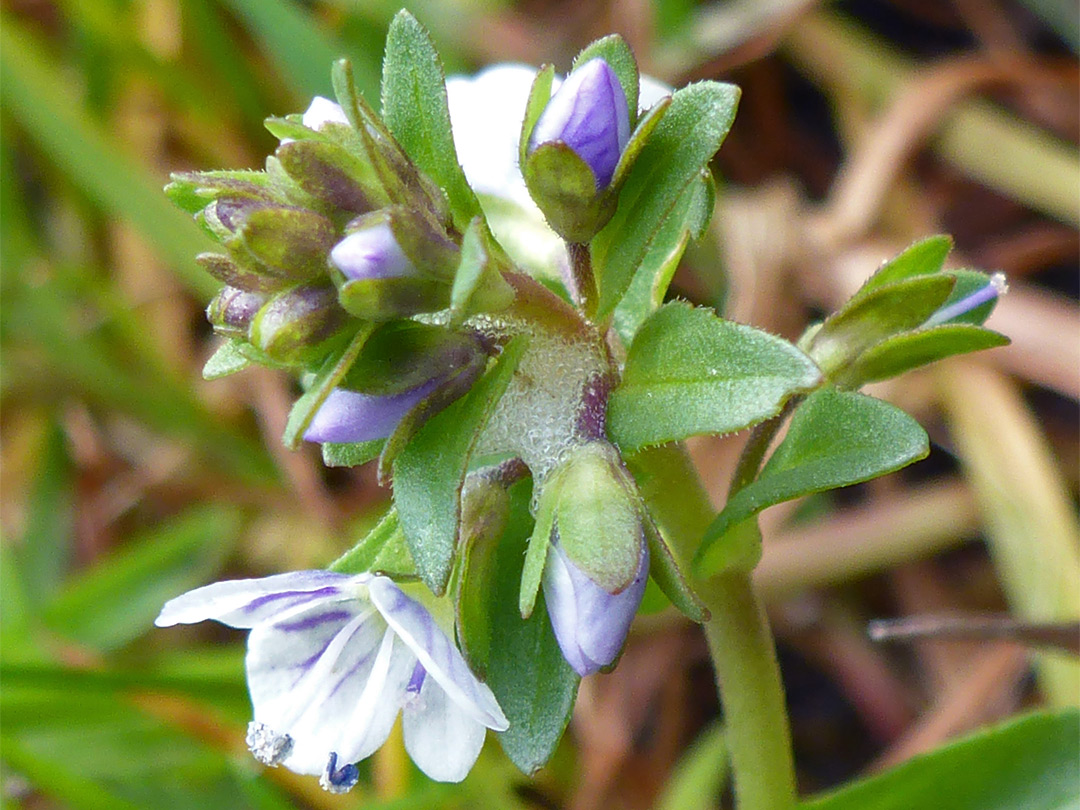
[1,1,1077,808]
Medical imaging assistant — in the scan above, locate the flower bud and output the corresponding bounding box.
[249,284,347,363]
[528,58,630,190]
[207,286,267,338]
[330,222,417,282]
[924,272,1007,327]
[302,379,442,444]
[535,442,649,676]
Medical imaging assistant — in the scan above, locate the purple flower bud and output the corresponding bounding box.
[330,224,418,282]
[543,537,649,677]
[207,286,266,337]
[528,58,631,190]
[302,378,441,444]
[924,272,1007,327]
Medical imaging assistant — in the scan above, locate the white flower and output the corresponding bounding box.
[155,571,508,789]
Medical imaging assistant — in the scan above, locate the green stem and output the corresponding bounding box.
[567,241,598,319]
[630,443,797,810]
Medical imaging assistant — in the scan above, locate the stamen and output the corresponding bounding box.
[320,752,360,794]
[246,721,293,767]
[924,272,1007,327]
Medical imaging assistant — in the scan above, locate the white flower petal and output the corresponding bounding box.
[639,75,673,111]
[154,571,352,629]
[302,96,349,130]
[247,601,386,775]
[367,577,508,731]
[402,670,487,782]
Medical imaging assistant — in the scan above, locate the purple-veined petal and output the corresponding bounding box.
[330,225,417,282]
[302,96,349,131]
[247,600,408,777]
[302,381,439,444]
[402,668,488,782]
[154,571,353,629]
[367,577,509,731]
[528,58,630,189]
[542,539,649,676]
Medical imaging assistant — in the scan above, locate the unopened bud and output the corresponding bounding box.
[330,222,417,282]
[249,284,346,363]
[207,286,267,338]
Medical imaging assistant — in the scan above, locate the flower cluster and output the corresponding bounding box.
[161,17,689,793]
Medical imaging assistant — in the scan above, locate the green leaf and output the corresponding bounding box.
[656,722,729,810]
[695,389,928,577]
[281,325,372,450]
[612,173,714,345]
[572,35,640,126]
[328,507,417,579]
[801,710,1079,810]
[484,482,579,774]
[807,275,955,377]
[43,506,239,650]
[841,325,1009,387]
[201,340,251,380]
[393,336,527,594]
[380,10,480,229]
[608,302,821,453]
[858,234,952,296]
[449,218,515,326]
[592,80,740,318]
[0,736,144,810]
[321,439,384,468]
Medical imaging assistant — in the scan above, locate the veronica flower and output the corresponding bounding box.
[156,571,508,790]
[302,381,441,444]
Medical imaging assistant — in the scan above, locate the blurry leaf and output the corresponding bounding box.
[0,20,217,297]
[857,235,952,296]
[0,736,143,810]
[696,389,928,576]
[940,364,1080,706]
[608,302,821,452]
[612,173,714,346]
[0,541,34,659]
[281,324,372,450]
[202,340,251,380]
[486,482,579,774]
[43,506,240,650]
[17,419,74,605]
[801,710,1079,810]
[807,276,954,377]
[841,325,1009,387]
[592,80,739,317]
[218,0,381,101]
[393,337,526,594]
[381,10,480,229]
[656,722,728,810]
[572,35,640,126]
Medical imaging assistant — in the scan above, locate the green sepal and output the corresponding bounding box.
[381,10,481,230]
[694,388,929,577]
[336,275,450,321]
[249,283,350,364]
[937,269,1003,325]
[640,512,708,622]
[839,324,1009,388]
[609,95,670,189]
[454,474,513,676]
[450,218,516,326]
[392,335,528,594]
[807,275,955,378]
[384,206,460,281]
[238,206,336,280]
[328,507,418,580]
[342,321,480,396]
[322,439,385,468]
[524,141,617,242]
[165,169,273,215]
[519,471,556,619]
[196,252,279,293]
[202,340,251,380]
[519,65,556,169]
[857,234,953,296]
[280,324,374,450]
[275,138,387,214]
[572,35,640,128]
